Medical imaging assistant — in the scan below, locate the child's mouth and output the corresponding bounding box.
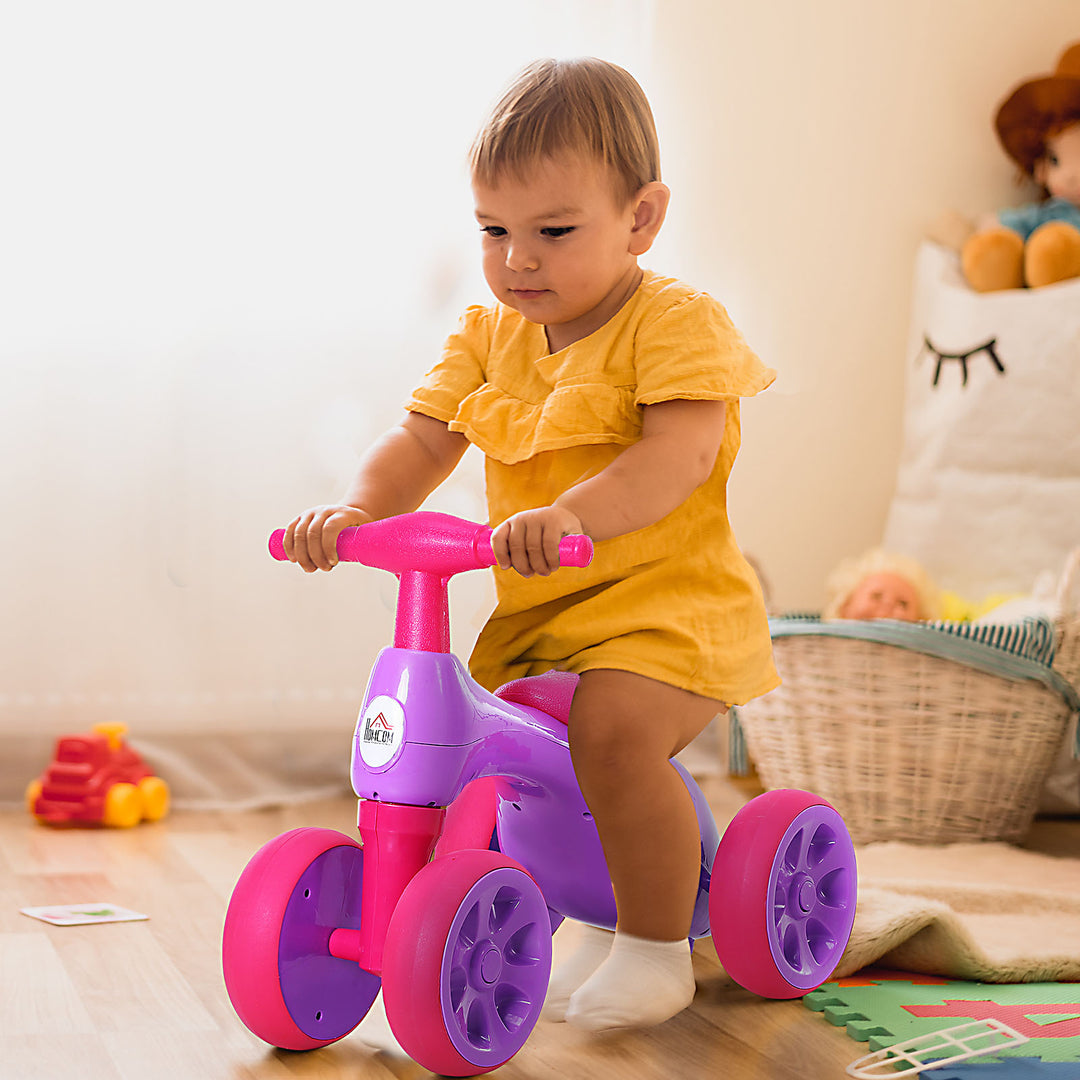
[511,289,548,300]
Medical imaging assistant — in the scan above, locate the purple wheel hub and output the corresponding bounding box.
[440,867,551,1064]
[279,845,381,1040]
[765,804,857,989]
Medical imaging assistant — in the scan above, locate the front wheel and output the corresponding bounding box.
[709,789,857,998]
[222,827,380,1050]
[382,849,551,1076]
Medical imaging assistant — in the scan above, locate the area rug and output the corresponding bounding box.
[831,841,1080,984]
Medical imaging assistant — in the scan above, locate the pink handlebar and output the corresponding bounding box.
[269,510,593,576]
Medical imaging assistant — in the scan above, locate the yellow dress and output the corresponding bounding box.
[407,270,780,706]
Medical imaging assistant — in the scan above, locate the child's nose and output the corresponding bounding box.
[505,242,538,272]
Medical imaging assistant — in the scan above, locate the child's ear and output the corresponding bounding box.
[628,182,670,255]
[1033,158,1048,188]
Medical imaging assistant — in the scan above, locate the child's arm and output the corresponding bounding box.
[492,398,726,577]
[284,411,469,572]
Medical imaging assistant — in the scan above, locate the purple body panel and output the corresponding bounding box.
[279,844,381,1039]
[352,647,718,936]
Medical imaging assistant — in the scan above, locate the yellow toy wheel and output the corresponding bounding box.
[25,778,44,818]
[138,776,170,822]
[103,782,141,828]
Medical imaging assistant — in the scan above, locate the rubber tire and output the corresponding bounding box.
[103,782,142,828]
[382,849,551,1076]
[222,827,379,1050]
[709,789,857,999]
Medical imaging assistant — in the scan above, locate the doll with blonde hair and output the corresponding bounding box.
[824,549,940,622]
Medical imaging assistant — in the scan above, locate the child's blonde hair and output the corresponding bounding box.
[823,548,941,621]
[470,57,661,205]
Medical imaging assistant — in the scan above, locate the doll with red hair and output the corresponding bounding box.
[962,42,1080,292]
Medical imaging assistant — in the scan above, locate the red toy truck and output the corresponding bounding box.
[26,722,170,827]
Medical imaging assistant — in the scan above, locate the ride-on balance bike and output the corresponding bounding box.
[222,511,857,1075]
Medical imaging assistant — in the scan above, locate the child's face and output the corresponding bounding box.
[838,572,922,622]
[1035,122,1080,205]
[472,155,652,351]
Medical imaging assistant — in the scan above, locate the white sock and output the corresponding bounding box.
[353,991,407,1056]
[565,932,695,1032]
[542,923,615,1021]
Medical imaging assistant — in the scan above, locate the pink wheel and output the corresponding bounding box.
[382,849,551,1076]
[222,827,380,1050]
[709,789,857,999]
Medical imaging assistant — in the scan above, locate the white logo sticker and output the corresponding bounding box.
[358,695,405,769]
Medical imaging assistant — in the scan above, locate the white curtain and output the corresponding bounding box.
[1,1,654,806]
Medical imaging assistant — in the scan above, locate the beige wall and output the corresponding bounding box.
[3,5,1076,770]
[645,1,1077,609]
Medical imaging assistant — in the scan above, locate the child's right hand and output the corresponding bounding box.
[283,505,374,572]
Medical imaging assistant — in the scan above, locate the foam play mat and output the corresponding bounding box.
[804,968,1080,1077]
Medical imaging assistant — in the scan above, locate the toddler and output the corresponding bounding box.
[284,57,778,1032]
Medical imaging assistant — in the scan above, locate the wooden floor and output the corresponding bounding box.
[3,780,1077,1080]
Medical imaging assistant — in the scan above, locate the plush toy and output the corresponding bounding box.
[824,549,940,623]
[961,41,1080,293]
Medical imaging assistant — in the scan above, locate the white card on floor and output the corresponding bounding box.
[20,903,149,926]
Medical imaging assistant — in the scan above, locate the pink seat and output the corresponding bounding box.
[494,670,579,726]
[435,672,579,859]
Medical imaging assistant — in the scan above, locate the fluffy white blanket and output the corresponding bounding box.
[833,840,1080,983]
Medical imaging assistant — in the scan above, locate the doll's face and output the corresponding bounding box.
[838,572,923,622]
[1035,122,1080,206]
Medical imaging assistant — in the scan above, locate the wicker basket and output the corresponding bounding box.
[736,551,1080,845]
[1053,548,1080,689]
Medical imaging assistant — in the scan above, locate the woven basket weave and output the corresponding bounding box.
[1053,548,1080,689]
[737,550,1080,845]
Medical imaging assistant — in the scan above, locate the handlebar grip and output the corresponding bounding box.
[268,527,366,562]
[473,530,593,568]
[269,530,287,560]
[557,534,593,567]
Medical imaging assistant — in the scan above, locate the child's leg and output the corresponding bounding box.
[561,668,721,1030]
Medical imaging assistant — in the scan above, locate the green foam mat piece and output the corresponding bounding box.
[802,969,1080,1064]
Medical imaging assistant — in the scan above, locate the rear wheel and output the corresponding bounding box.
[709,789,856,998]
[137,776,170,822]
[103,782,141,828]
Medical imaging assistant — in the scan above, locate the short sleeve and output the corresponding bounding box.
[633,293,776,406]
[406,305,490,422]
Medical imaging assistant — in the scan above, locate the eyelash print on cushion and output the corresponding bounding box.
[920,334,1006,387]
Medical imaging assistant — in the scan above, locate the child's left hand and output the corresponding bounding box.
[491,506,586,577]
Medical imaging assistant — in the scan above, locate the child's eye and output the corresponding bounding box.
[480,226,507,238]
[1047,152,1060,168]
[541,226,575,239]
